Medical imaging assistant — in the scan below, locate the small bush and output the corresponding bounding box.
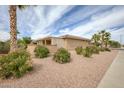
[53,48,70,64]
[34,45,49,58]
[99,47,105,52]
[75,47,83,55]
[109,40,121,48]
[18,40,27,49]
[82,47,93,57]
[0,50,33,79]
[99,47,111,52]
[0,41,10,54]
[22,37,32,44]
[104,48,111,52]
[90,46,99,54]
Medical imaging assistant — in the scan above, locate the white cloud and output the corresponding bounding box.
[31,6,114,40]
[31,6,74,40]
[47,6,73,25]
[0,31,10,41]
[31,32,51,40]
[61,6,113,25]
[58,6,124,43]
[110,28,124,44]
[1,5,123,44]
[59,28,70,33]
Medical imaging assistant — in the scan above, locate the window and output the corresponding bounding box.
[46,39,51,45]
[43,40,45,45]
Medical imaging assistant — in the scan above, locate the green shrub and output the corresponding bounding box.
[0,41,10,54]
[18,39,27,49]
[53,48,71,64]
[104,48,111,52]
[22,37,32,44]
[0,50,33,79]
[99,47,105,52]
[34,45,49,58]
[109,40,121,48]
[99,47,111,52]
[75,47,83,55]
[90,46,100,54]
[82,47,93,57]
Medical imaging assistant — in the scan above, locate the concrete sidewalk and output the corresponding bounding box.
[98,50,124,88]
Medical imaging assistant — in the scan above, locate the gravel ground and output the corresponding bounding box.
[0,50,118,88]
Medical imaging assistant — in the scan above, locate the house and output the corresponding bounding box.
[36,35,91,52]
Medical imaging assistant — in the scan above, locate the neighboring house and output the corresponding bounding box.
[36,35,91,52]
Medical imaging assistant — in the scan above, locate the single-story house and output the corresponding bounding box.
[36,35,91,52]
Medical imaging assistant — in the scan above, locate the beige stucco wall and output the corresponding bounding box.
[36,37,90,51]
[37,40,43,45]
[51,38,57,45]
[45,45,57,53]
[37,38,57,46]
[65,38,89,50]
[27,44,57,54]
[55,38,66,48]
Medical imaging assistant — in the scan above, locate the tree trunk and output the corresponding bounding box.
[9,5,18,53]
[105,41,108,48]
[101,36,104,48]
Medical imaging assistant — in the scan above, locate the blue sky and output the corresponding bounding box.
[0,5,124,44]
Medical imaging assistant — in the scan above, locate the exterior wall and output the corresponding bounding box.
[37,40,43,45]
[65,38,89,50]
[37,38,56,46]
[45,45,57,53]
[36,38,58,53]
[28,44,57,54]
[36,37,90,51]
[82,40,90,48]
[51,38,57,45]
[56,38,66,48]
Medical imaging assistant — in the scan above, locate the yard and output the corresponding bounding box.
[0,50,118,88]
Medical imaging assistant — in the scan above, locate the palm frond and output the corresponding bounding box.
[18,5,28,10]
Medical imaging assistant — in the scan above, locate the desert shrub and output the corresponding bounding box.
[90,46,100,54]
[75,47,83,55]
[82,47,93,57]
[34,45,49,58]
[99,47,111,52]
[0,50,33,79]
[99,47,105,52]
[22,37,32,44]
[109,40,121,48]
[0,41,10,54]
[53,48,71,64]
[18,39,27,49]
[104,48,111,52]
[123,45,124,47]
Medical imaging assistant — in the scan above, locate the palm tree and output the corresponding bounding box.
[9,5,27,53]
